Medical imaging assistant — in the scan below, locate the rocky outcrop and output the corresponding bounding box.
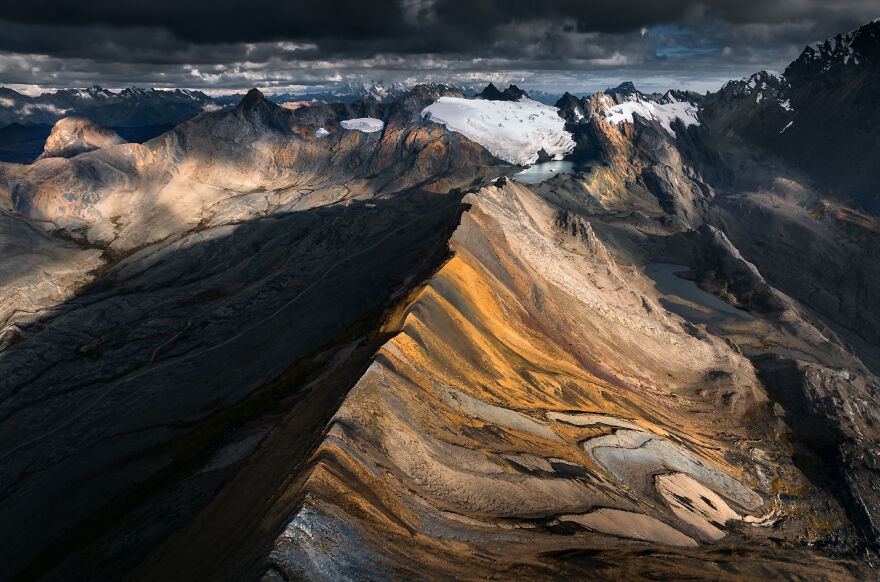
[36,116,126,160]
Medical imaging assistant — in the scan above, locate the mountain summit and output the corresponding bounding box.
[237,87,267,111]
[477,83,530,101]
[788,18,880,78]
[36,116,126,160]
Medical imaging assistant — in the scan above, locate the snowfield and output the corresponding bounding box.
[340,118,385,133]
[602,93,700,136]
[421,97,575,165]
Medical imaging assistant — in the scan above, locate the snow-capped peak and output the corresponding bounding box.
[798,19,879,68]
[599,93,700,136]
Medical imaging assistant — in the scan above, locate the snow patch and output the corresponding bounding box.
[779,99,792,112]
[601,93,700,136]
[315,127,330,137]
[805,23,872,67]
[340,118,384,133]
[421,96,575,165]
[779,120,793,134]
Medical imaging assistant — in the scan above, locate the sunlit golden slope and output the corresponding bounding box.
[265,180,867,580]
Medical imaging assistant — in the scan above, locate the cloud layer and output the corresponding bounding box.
[0,0,877,94]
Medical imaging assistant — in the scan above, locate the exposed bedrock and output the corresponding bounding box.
[1,67,879,581]
[0,90,508,580]
[262,181,873,580]
[36,116,127,161]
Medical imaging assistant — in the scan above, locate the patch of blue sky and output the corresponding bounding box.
[649,25,697,38]
[656,46,721,58]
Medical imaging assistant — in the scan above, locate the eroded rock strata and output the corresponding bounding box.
[0,88,505,580]
[259,180,875,580]
[1,23,879,581]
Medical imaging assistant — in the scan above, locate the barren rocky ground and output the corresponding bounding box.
[1,21,880,581]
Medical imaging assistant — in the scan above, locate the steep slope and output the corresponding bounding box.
[548,30,880,381]
[255,179,874,580]
[553,86,711,224]
[1,21,879,582]
[0,87,508,580]
[779,19,880,207]
[697,20,880,211]
[0,210,103,344]
[234,23,880,580]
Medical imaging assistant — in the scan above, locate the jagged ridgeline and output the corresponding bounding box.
[0,19,879,582]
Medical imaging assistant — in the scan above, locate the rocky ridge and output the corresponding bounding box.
[0,85,507,580]
[0,20,879,582]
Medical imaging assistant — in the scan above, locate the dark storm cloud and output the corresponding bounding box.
[0,0,877,93]
[3,0,876,56]
[1,0,406,44]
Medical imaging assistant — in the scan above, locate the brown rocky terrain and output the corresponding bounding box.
[253,179,874,579]
[0,22,879,582]
[0,87,507,580]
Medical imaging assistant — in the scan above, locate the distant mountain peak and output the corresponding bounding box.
[504,84,529,100]
[477,83,503,100]
[606,81,639,95]
[231,87,292,131]
[477,83,530,101]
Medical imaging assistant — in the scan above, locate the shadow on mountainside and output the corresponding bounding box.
[0,187,472,581]
[751,354,880,555]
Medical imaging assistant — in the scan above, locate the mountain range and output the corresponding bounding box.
[0,18,879,582]
[0,83,564,165]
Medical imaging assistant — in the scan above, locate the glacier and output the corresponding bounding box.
[420,96,575,166]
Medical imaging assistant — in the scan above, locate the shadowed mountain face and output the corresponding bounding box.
[1,22,880,582]
[0,87,506,580]
[0,86,219,128]
[699,20,880,212]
